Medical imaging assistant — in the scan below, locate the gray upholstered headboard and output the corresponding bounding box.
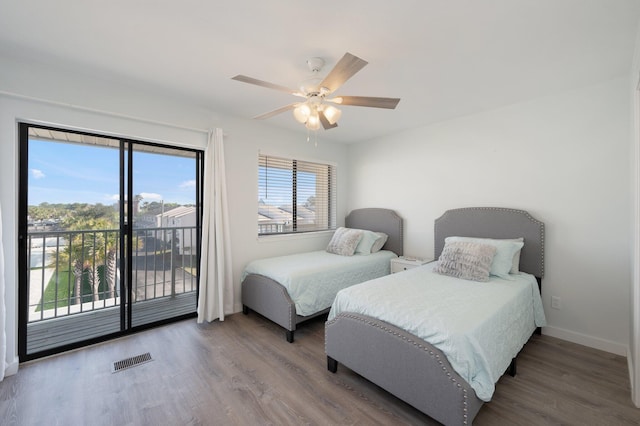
[434,207,544,278]
[345,208,404,256]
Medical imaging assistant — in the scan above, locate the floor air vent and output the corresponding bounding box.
[112,352,153,373]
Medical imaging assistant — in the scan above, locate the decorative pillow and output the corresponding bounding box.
[445,236,524,279]
[370,232,388,253]
[434,241,497,282]
[354,229,383,255]
[326,227,364,256]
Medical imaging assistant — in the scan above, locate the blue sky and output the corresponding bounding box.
[28,139,197,206]
[258,166,317,207]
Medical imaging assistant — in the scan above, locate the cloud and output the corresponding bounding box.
[139,192,163,200]
[31,169,45,179]
[180,180,196,189]
[108,194,119,201]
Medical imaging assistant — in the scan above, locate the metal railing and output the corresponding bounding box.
[27,226,198,323]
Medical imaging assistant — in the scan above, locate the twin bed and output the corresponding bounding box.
[241,208,404,342]
[325,207,545,425]
[241,206,545,425]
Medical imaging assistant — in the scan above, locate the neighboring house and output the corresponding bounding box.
[257,204,317,234]
[156,206,197,255]
[258,204,292,234]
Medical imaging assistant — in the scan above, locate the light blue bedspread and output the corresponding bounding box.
[243,250,397,317]
[328,262,546,401]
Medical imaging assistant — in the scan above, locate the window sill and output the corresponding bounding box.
[257,230,334,243]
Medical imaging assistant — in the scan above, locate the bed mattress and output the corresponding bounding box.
[243,250,397,316]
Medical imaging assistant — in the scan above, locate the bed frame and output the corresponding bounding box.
[242,208,404,343]
[325,207,544,425]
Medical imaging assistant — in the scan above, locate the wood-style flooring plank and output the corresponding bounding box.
[0,312,638,425]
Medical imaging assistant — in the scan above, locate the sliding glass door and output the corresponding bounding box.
[18,123,203,360]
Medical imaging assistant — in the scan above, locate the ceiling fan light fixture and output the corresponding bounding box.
[305,112,321,130]
[323,105,342,125]
[293,104,311,123]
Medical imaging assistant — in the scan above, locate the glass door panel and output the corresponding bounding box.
[129,143,199,328]
[23,128,122,355]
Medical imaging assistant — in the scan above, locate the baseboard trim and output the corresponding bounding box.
[543,326,627,356]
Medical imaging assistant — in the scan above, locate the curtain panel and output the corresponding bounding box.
[197,129,234,322]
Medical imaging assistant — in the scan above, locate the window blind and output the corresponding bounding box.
[258,153,336,235]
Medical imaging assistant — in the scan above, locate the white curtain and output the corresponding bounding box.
[197,128,234,323]
[0,202,6,381]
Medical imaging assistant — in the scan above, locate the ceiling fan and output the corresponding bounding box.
[231,52,400,131]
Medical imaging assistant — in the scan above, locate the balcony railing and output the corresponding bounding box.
[27,226,198,323]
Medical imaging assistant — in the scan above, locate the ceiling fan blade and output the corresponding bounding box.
[333,96,400,109]
[319,52,368,93]
[319,111,338,130]
[253,104,297,120]
[232,75,303,96]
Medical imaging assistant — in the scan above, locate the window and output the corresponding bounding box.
[258,153,336,235]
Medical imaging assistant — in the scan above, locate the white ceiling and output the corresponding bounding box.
[1,0,639,143]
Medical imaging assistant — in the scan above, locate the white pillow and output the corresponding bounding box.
[326,227,363,256]
[434,241,497,282]
[445,236,524,279]
[354,229,383,255]
[508,237,524,273]
[370,232,388,253]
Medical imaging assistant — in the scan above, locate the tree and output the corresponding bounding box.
[28,203,69,222]
[305,196,316,209]
[62,204,117,229]
[51,215,119,304]
[105,249,118,299]
[73,259,83,305]
[55,237,90,305]
[80,218,118,302]
[140,201,163,215]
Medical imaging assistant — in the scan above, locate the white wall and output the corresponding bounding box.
[0,54,348,373]
[348,77,631,356]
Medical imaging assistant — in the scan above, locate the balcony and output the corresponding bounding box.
[26,226,198,354]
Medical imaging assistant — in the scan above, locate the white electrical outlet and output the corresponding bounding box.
[551,296,562,310]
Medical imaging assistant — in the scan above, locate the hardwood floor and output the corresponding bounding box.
[1,312,638,425]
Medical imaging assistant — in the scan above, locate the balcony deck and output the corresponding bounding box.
[25,226,198,355]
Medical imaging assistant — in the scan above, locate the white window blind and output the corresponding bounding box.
[258,154,336,235]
